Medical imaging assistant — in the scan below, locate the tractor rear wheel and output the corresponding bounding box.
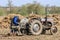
[29,20,43,35]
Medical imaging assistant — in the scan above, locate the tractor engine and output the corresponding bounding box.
[41,18,53,30]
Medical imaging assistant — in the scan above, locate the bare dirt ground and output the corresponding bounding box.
[0,26,59,40]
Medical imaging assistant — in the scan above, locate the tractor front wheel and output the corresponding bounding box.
[50,26,57,35]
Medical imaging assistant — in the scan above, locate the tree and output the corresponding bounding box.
[7,0,13,13]
[27,2,44,15]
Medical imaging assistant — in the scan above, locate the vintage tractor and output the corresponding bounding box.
[19,14,57,35]
[10,7,57,36]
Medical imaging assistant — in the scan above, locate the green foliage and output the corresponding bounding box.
[0,8,7,16]
[17,3,45,16]
[49,6,60,14]
[0,2,60,16]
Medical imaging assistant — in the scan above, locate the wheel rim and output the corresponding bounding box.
[33,23,40,32]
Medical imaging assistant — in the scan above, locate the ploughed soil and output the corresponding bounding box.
[0,25,59,40]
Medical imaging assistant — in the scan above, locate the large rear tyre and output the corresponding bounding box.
[30,20,43,35]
